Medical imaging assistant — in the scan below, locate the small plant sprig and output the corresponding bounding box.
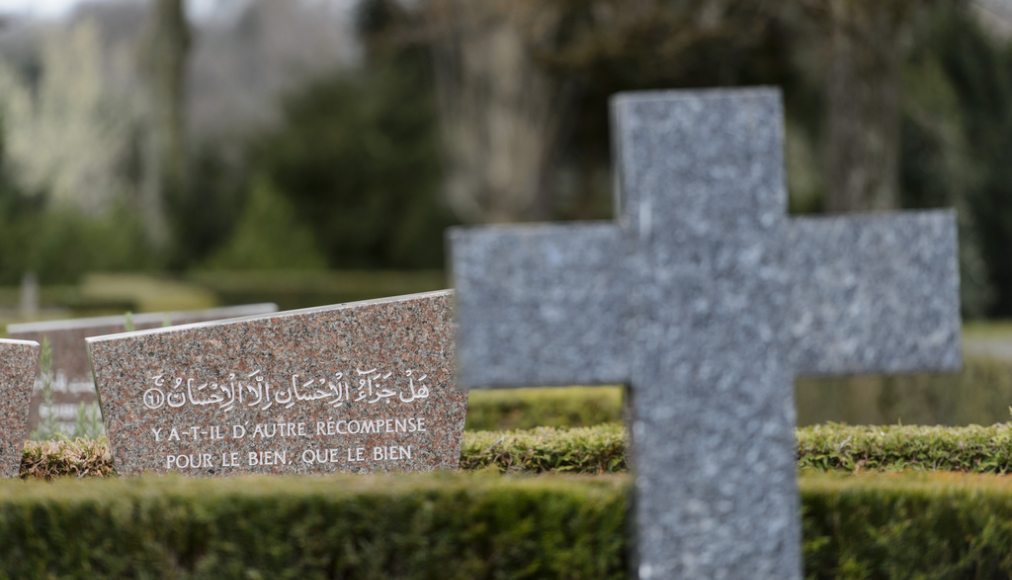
[31,338,60,441]
[73,403,104,439]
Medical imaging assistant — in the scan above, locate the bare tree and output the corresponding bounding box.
[0,19,137,213]
[425,0,777,224]
[188,0,354,141]
[428,0,570,224]
[140,0,191,248]
[798,0,917,212]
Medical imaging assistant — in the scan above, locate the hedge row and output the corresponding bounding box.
[466,387,624,431]
[187,270,447,310]
[795,355,1012,427]
[21,422,1012,479]
[2,472,1012,577]
[801,473,1012,578]
[480,423,1012,476]
[797,423,1012,473]
[0,473,628,578]
[465,356,1012,431]
[461,425,626,474]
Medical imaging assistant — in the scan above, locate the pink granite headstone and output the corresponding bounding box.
[0,339,39,477]
[7,304,277,435]
[87,291,466,476]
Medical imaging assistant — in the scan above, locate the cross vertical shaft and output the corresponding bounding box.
[617,90,800,579]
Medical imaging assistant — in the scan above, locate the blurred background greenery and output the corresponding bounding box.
[0,0,1008,308]
[0,0,1011,426]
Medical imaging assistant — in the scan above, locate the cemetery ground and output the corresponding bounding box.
[2,277,1012,576]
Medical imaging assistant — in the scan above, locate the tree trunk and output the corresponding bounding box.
[141,0,191,248]
[428,0,568,224]
[824,3,903,212]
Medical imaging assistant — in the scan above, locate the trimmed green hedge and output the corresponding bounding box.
[467,423,1012,476]
[802,473,1012,578]
[462,424,626,474]
[21,423,1012,479]
[2,472,1012,577]
[798,423,1012,474]
[466,387,624,431]
[796,355,1012,426]
[465,357,1012,431]
[0,473,628,578]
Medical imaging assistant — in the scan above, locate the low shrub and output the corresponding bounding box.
[802,473,1012,578]
[21,438,113,480]
[466,387,624,431]
[461,424,626,474]
[0,472,629,578]
[21,423,1012,479]
[2,472,1012,577]
[458,356,1012,431]
[798,423,1012,474]
[796,355,1012,426]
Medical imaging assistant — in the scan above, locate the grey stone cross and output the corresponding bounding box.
[449,88,961,579]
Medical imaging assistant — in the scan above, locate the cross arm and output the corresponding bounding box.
[449,223,631,388]
[788,210,962,377]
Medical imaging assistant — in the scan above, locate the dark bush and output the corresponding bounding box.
[0,472,629,579]
[2,472,1012,578]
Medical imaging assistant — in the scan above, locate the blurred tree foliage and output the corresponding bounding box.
[203,178,327,271]
[900,4,1012,316]
[244,22,451,269]
[3,0,1012,318]
[164,143,248,271]
[363,0,1010,315]
[0,190,153,285]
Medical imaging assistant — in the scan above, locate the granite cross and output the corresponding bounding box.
[448,88,961,579]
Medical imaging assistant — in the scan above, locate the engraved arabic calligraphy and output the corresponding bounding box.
[142,368,432,411]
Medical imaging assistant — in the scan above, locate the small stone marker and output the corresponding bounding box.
[7,304,277,435]
[87,291,465,475]
[449,89,961,578]
[0,339,39,477]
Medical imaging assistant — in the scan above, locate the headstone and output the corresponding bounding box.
[87,291,465,475]
[0,339,39,477]
[449,89,961,578]
[7,304,278,435]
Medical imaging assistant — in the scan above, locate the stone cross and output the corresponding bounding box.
[449,88,961,578]
[0,339,39,477]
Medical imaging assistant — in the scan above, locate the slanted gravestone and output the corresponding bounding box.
[0,339,39,477]
[87,291,466,475]
[8,304,277,435]
[449,89,961,578]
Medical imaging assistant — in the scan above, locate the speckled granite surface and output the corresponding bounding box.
[7,304,277,435]
[450,89,962,579]
[87,291,465,476]
[0,339,39,477]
